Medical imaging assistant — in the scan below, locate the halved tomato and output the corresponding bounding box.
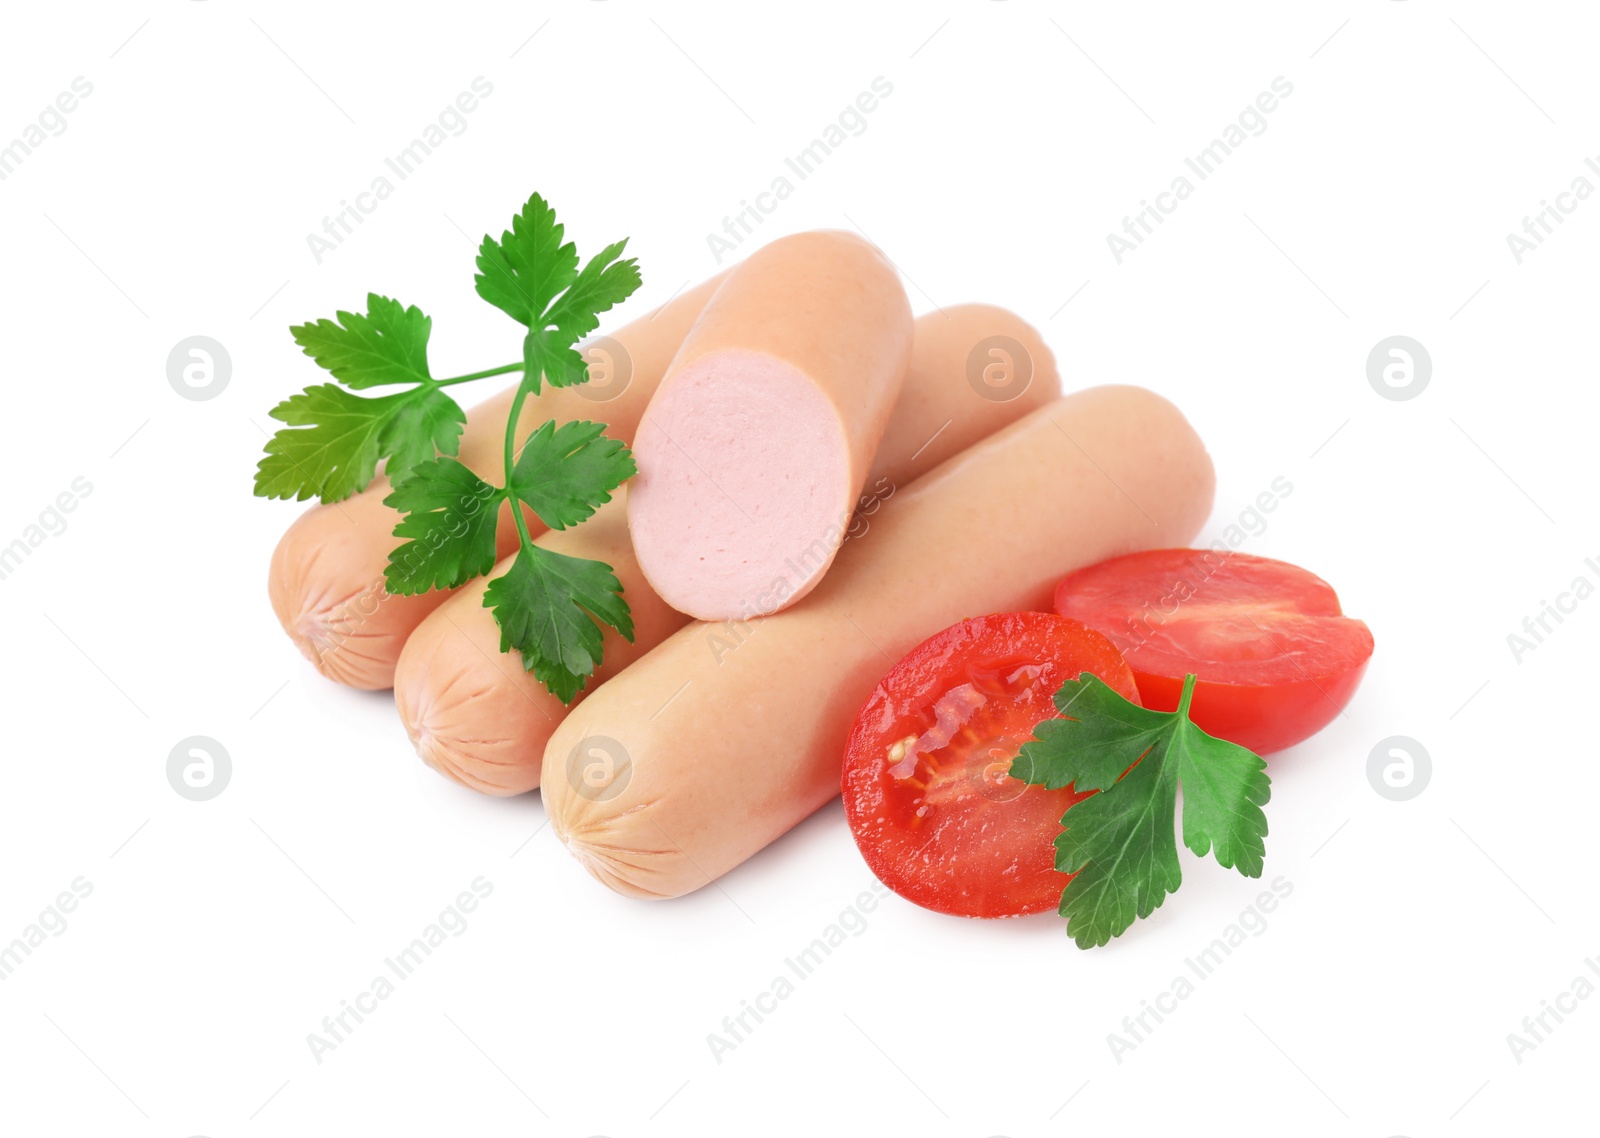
[841,611,1139,918]
[1055,548,1373,754]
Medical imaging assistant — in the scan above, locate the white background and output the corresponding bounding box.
[0,1,1594,1134]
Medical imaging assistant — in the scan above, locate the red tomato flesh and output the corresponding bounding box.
[1055,549,1373,755]
[841,612,1139,919]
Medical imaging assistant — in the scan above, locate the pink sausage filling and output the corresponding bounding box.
[629,349,851,620]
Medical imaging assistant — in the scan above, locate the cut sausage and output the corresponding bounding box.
[266,271,727,690]
[541,386,1216,899]
[627,230,913,623]
[395,304,1063,795]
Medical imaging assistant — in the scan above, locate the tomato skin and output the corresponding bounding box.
[841,612,1139,919]
[1054,549,1373,754]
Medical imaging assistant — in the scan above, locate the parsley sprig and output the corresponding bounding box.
[254,192,642,703]
[1012,673,1272,948]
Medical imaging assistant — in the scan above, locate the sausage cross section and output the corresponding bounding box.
[627,230,914,623]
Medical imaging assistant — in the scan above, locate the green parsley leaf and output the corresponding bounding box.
[482,544,634,705]
[544,239,642,345]
[521,330,590,395]
[289,294,434,388]
[509,420,635,531]
[474,192,579,327]
[254,383,465,503]
[381,458,504,594]
[1012,673,1271,949]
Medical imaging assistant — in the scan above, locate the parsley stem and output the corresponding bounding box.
[435,362,523,387]
[503,378,538,555]
[1176,673,1199,719]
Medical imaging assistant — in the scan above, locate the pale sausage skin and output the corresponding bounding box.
[395,489,682,795]
[541,387,1216,899]
[395,305,1062,795]
[266,271,728,690]
[628,230,914,623]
